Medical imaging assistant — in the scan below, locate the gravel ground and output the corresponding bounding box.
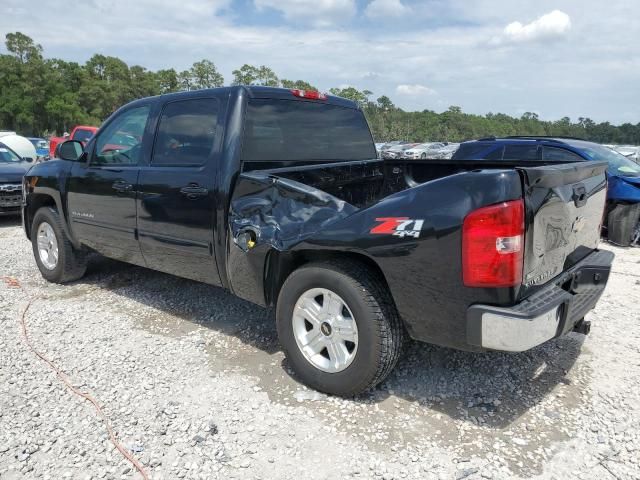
[0,216,639,480]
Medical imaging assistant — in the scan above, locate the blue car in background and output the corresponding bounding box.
[453,136,640,246]
[27,137,50,161]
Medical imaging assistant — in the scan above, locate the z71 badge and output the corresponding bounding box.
[370,217,425,238]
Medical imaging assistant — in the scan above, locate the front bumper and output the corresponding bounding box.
[467,249,614,352]
[0,185,23,215]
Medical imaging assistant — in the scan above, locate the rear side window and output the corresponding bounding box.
[503,145,540,161]
[241,99,376,164]
[542,147,584,162]
[152,98,219,166]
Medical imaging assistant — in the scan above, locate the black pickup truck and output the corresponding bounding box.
[22,86,613,396]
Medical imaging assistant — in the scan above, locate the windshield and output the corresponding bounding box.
[580,144,640,177]
[0,145,24,163]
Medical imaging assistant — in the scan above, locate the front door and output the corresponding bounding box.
[137,96,223,285]
[67,104,152,265]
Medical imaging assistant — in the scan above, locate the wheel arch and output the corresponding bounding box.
[264,249,393,309]
[24,193,57,240]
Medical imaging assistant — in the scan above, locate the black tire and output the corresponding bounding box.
[607,203,640,247]
[276,260,405,397]
[31,207,87,283]
[420,152,427,159]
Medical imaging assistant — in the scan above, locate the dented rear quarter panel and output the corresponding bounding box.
[228,167,524,351]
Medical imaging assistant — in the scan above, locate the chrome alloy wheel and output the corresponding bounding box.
[292,288,358,373]
[37,222,59,270]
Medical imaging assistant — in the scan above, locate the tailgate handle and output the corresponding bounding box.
[572,184,587,207]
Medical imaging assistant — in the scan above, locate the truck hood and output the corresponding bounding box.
[0,163,30,183]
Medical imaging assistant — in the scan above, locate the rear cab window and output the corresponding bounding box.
[241,99,376,169]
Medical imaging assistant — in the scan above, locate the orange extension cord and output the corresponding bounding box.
[3,276,150,480]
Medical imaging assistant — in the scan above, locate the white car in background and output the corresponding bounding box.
[432,143,460,159]
[0,132,37,161]
[614,145,640,163]
[404,142,445,159]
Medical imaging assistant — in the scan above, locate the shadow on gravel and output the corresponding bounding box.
[369,334,585,429]
[0,216,21,229]
[76,253,585,430]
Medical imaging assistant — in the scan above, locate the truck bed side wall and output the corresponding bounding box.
[227,163,523,351]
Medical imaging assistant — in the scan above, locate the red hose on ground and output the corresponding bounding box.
[3,276,151,480]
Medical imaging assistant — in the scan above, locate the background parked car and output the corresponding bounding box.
[431,143,460,159]
[0,141,33,216]
[381,143,418,159]
[49,125,98,158]
[614,145,640,163]
[27,137,50,162]
[404,142,445,159]
[0,132,37,161]
[453,136,640,246]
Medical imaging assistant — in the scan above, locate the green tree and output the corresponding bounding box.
[2,31,639,144]
[281,79,317,91]
[190,60,224,89]
[232,64,278,86]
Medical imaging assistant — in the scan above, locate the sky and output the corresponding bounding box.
[1,0,639,124]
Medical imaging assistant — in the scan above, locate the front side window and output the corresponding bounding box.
[152,98,219,166]
[93,106,150,166]
[241,99,376,164]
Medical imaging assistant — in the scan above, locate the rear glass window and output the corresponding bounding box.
[241,99,376,164]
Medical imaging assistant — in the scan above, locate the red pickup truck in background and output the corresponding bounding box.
[49,125,98,158]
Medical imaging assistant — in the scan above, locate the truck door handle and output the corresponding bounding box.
[112,180,133,192]
[180,183,208,199]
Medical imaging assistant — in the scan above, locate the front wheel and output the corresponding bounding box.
[31,207,87,283]
[276,260,405,396]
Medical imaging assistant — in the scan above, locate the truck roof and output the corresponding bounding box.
[130,86,360,110]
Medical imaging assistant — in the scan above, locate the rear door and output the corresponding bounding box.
[136,95,225,285]
[518,161,608,297]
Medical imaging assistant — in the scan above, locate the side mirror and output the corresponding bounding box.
[24,157,34,163]
[58,140,85,162]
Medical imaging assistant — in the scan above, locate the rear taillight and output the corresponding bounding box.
[462,199,524,288]
[290,89,327,100]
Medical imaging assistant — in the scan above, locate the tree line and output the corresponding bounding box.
[1,32,638,145]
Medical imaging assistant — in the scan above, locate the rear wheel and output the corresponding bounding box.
[276,260,405,396]
[607,203,640,247]
[31,207,87,283]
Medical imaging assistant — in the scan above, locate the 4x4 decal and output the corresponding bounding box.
[370,217,425,238]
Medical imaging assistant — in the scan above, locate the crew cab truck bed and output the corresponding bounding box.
[22,86,613,396]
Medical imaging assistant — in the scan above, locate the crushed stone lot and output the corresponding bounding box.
[0,216,639,480]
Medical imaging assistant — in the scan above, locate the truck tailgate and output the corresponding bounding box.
[518,160,608,297]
